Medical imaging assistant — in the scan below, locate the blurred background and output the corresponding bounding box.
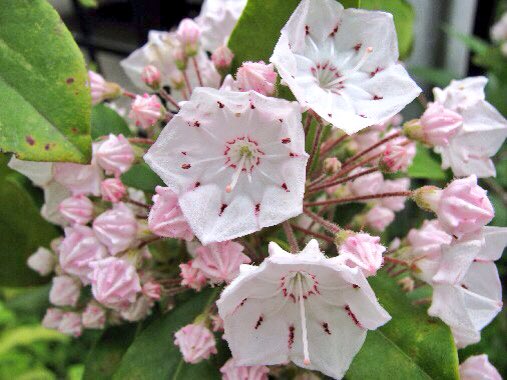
[0,0,505,378]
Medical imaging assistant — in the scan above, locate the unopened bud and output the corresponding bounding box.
[211,45,234,74]
[412,186,442,212]
[398,277,415,292]
[88,71,122,105]
[177,18,201,57]
[141,65,161,89]
[323,157,341,174]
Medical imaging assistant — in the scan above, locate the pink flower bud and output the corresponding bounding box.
[177,18,201,56]
[54,162,103,196]
[120,295,154,322]
[323,157,341,174]
[220,358,270,380]
[100,178,127,203]
[93,203,138,255]
[438,176,494,238]
[193,241,251,283]
[365,205,395,232]
[459,354,501,380]
[381,141,416,172]
[235,61,277,96]
[174,324,217,364]
[420,103,463,146]
[128,94,162,130]
[49,275,81,307]
[58,195,94,225]
[379,178,410,212]
[42,308,64,329]
[141,65,161,89]
[89,257,141,309]
[142,281,162,300]
[337,233,385,277]
[88,71,121,105]
[211,45,234,71]
[148,186,194,241]
[407,220,452,259]
[95,134,135,176]
[210,314,224,332]
[27,247,56,276]
[179,261,207,291]
[59,225,107,284]
[82,302,106,329]
[398,277,415,292]
[172,47,188,71]
[58,312,82,337]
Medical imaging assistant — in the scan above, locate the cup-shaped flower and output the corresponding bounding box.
[336,233,385,277]
[93,203,138,255]
[179,261,207,291]
[27,247,56,276]
[49,275,81,307]
[459,355,502,380]
[58,195,94,225]
[101,178,127,203]
[220,358,269,380]
[42,308,64,329]
[58,312,82,337]
[217,240,390,379]
[95,134,135,177]
[82,302,107,329]
[174,323,217,364]
[144,88,308,244]
[270,0,421,134]
[193,241,251,283]
[8,156,54,187]
[89,257,142,309]
[235,61,277,96]
[148,186,194,241]
[433,76,487,112]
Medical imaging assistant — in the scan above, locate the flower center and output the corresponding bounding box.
[224,137,264,193]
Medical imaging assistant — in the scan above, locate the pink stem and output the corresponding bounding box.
[304,191,413,207]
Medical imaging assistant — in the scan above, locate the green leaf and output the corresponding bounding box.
[121,163,164,193]
[408,144,448,180]
[0,0,91,163]
[409,66,458,88]
[113,289,220,380]
[78,0,98,8]
[348,273,459,380]
[91,104,132,140]
[444,27,489,56]
[83,324,137,380]
[0,325,68,356]
[5,285,51,320]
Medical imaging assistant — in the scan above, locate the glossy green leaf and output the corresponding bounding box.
[113,289,220,380]
[0,0,91,163]
[83,324,137,380]
[91,104,131,140]
[347,273,459,380]
[121,163,164,193]
[408,144,448,180]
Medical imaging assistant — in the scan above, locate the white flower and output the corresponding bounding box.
[433,76,488,111]
[196,0,247,52]
[270,0,421,134]
[217,240,390,379]
[145,88,308,244]
[8,156,53,187]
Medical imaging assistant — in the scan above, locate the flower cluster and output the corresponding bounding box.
[13,0,506,378]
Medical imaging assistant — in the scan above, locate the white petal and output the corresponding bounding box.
[478,226,507,261]
[8,157,54,187]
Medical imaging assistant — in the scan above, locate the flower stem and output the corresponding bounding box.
[320,134,348,156]
[192,57,204,87]
[303,208,340,234]
[128,137,154,145]
[306,114,323,177]
[307,167,378,194]
[183,71,193,95]
[342,131,401,167]
[283,221,300,253]
[290,223,335,244]
[159,88,181,111]
[304,191,413,207]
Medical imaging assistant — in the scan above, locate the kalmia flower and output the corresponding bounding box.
[217,240,390,379]
[8,156,54,187]
[59,225,107,284]
[416,102,463,146]
[142,281,162,300]
[144,88,308,244]
[270,0,421,134]
[380,140,416,172]
[27,247,56,276]
[459,355,502,380]
[174,323,217,364]
[220,358,269,380]
[82,302,107,330]
[148,186,194,241]
[365,205,395,232]
[379,178,410,212]
[58,312,82,337]
[95,134,135,176]
[93,203,138,255]
[235,61,277,96]
[88,70,121,105]
[101,178,127,203]
[129,94,163,130]
[42,308,64,330]
[49,275,81,307]
[89,257,142,309]
[41,181,72,226]
[179,261,207,291]
[336,232,385,277]
[193,241,251,283]
[58,195,94,225]
[177,18,201,56]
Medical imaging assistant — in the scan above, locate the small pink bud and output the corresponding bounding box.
[128,94,163,130]
[58,312,82,337]
[220,358,269,380]
[174,324,217,364]
[88,71,121,105]
[398,277,415,292]
[235,61,277,96]
[193,241,251,283]
[365,205,395,232]
[89,257,141,309]
[93,203,138,255]
[211,45,234,71]
[49,275,81,307]
[148,186,194,241]
[323,157,341,174]
[141,65,161,89]
[59,225,107,284]
[380,141,416,172]
[58,195,94,225]
[338,232,385,277]
[177,18,201,56]
[82,302,106,329]
[459,354,501,380]
[420,103,463,146]
[95,134,135,176]
[101,178,127,203]
[42,308,64,329]
[437,175,494,238]
[119,295,154,322]
[142,281,162,300]
[179,261,207,291]
[210,314,224,332]
[27,247,56,276]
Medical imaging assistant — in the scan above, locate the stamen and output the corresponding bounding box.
[326,46,373,87]
[226,155,247,193]
[297,274,311,366]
